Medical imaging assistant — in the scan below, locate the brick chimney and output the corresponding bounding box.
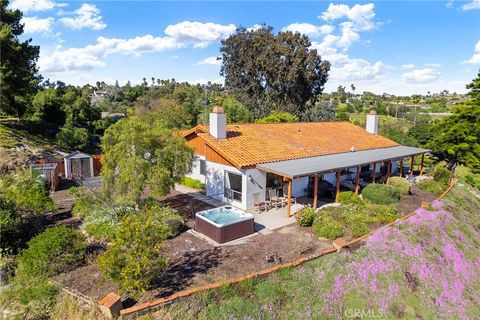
[209,106,227,139]
[366,110,379,134]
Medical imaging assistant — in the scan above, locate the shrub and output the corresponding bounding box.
[367,204,401,224]
[465,174,480,190]
[361,184,400,205]
[181,177,205,190]
[387,177,412,196]
[16,226,86,280]
[418,180,445,195]
[313,217,344,240]
[0,169,55,215]
[433,165,452,185]
[0,197,26,252]
[337,191,364,207]
[349,220,370,238]
[0,249,16,284]
[295,207,316,227]
[98,203,181,295]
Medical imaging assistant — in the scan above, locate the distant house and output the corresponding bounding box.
[181,108,428,215]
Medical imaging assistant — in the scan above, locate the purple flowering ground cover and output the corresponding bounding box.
[165,185,480,320]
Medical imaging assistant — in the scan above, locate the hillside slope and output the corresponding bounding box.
[0,121,65,173]
[164,183,480,319]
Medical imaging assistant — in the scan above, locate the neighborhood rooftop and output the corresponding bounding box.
[182,121,400,168]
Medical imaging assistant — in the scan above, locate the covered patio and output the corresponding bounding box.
[256,145,429,217]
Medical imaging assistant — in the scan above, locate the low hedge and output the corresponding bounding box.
[181,177,205,190]
[295,207,316,227]
[337,191,364,207]
[433,165,452,185]
[387,177,412,196]
[418,180,445,195]
[313,216,344,240]
[361,183,400,205]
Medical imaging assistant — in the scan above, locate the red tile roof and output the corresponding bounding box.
[182,122,399,168]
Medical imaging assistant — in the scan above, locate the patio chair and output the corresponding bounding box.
[268,189,283,208]
[280,185,296,205]
[254,201,270,212]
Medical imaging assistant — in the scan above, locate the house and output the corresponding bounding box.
[181,108,428,216]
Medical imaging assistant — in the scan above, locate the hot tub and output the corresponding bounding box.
[195,206,254,243]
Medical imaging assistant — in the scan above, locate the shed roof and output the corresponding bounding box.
[256,145,429,178]
[64,151,92,160]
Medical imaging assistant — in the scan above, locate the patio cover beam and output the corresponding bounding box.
[256,146,429,179]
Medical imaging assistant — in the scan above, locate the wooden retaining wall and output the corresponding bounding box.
[117,177,457,318]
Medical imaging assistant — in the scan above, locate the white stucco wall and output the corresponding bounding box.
[245,168,267,210]
[187,155,206,183]
[204,161,248,210]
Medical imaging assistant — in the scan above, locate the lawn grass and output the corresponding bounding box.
[180,177,205,190]
[162,182,480,319]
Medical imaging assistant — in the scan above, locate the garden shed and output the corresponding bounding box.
[64,151,94,179]
[31,162,61,191]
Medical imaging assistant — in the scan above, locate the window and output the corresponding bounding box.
[224,171,242,202]
[199,159,206,175]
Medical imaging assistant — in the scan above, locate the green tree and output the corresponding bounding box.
[62,86,100,131]
[302,99,337,122]
[466,69,480,104]
[256,110,298,123]
[29,88,66,125]
[0,196,25,252]
[428,104,480,172]
[0,0,41,118]
[57,125,89,151]
[97,203,179,295]
[220,26,330,118]
[101,117,194,207]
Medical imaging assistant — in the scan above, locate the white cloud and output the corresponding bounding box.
[39,21,236,73]
[463,40,480,64]
[10,0,66,13]
[330,58,384,81]
[402,67,441,83]
[60,3,106,30]
[401,64,415,69]
[320,3,376,31]
[247,24,263,32]
[282,23,334,38]
[164,21,236,48]
[462,0,480,10]
[198,56,221,66]
[424,63,441,68]
[22,16,54,34]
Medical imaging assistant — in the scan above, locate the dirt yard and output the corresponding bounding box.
[56,191,332,303]
[54,182,438,304]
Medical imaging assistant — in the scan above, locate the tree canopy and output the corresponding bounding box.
[0,0,41,118]
[220,26,330,118]
[101,116,194,206]
[428,70,480,172]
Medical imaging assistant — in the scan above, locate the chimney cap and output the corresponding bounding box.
[212,106,224,113]
[369,110,377,115]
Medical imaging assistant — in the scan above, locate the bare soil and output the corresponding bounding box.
[54,183,438,304]
[396,184,437,214]
[56,191,332,303]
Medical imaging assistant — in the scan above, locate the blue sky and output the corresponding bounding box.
[12,0,480,95]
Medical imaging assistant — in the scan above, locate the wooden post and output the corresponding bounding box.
[419,154,425,176]
[410,155,415,177]
[372,163,376,183]
[354,166,360,195]
[287,178,292,217]
[399,160,404,177]
[335,171,341,201]
[386,160,391,183]
[313,174,318,209]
